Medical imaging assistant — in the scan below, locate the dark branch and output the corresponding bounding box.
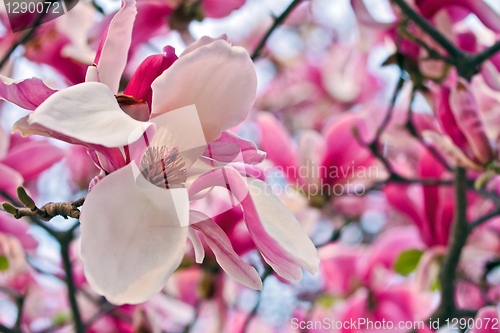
[431,167,469,322]
[251,0,303,60]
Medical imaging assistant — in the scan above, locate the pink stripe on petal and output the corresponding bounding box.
[0,75,57,111]
[95,0,137,93]
[450,80,496,165]
[190,211,262,290]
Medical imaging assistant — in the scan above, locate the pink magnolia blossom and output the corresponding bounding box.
[0,0,319,305]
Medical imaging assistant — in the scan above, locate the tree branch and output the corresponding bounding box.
[3,197,85,221]
[431,167,469,322]
[251,0,303,60]
[391,0,462,59]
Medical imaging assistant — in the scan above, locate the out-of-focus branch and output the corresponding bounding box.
[431,167,470,322]
[392,0,500,79]
[60,222,84,333]
[473,40,500,67]
[391,0,462,59]
[242,265,274,333]
[469,208,500,230]
[251,0,303,60]
[0,0,61,70]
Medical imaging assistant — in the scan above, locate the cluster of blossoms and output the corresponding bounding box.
[1,0,500,332]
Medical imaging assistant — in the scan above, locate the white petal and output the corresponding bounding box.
[80,164,189,305]
[28,82,154,148]
[151,39,256,143]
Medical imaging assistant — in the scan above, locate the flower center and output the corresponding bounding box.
[140,147,187,189]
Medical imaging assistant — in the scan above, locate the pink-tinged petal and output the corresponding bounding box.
[450,80,496,165]
[203,131,266,165]
[0,214,38,250]
[95,0,137,94]
[0,126,9,160]
[188,167,319,281]
[1,141,64,182]
[242,177,319,281]
[128,1,172,57]
[80,164,189,305]
[350,0,397,29]
[257,112,298,179]
[416,0,500,32]
[384,183,432,245]
[0,75,57,111]
[319,243,362,296]
[297,130,325,186]
[65,146,100,190]
[202,0,245,18]
[24,23,88,85]
[190,211,262,290]
[469,307,499,333]
[25,82,154,148]
[0,163,23,200]
[181,34,230,57]
[481,60,500,92]
[151,39,257,143]
[433,85,475,160]
[124,46,178,108]
[457,31,477,53]
[12,116,143,174]
[423,130,482,170]
[187,227,205,264]
[321,113,377,185]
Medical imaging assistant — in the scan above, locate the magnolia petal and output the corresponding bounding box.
[95,0,137,94]
[27,82,154,148]
[423,130,483,171]
[297,130,326,187]
[149,105,207,169]
[0,75,56,111]
[188,167,319,281]
[190,210,262,290]
[481,60,500,92]
[124,45,178,107]
[242,177,319,281]
[450,80,496,165]
[0,163,23,200]
[80,164,189,305]
[257,112,298,179]
[0,214,38,250]
[202,0,245,18]
[180,34,230,56]
[417,0,500,33]
[469,307,499,333]
[188,227,205,264]
[151,39,257,143]
[0,126,9,160]
[203,131,266,165]
[1,141,64,182]
[351,0,397,28]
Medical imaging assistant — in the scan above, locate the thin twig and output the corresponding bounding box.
[469,208,500,230]
[0,0,59,70]
[4,197,85,221]
[251,0,303,60]
[241,266,274,333]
